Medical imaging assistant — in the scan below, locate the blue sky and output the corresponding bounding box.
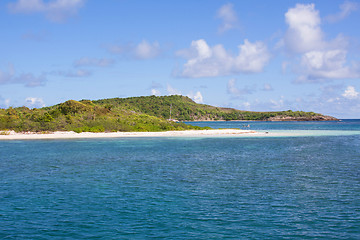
[1,0,360,118]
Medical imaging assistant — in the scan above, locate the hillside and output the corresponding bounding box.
[93,95,338,121]
[0,95,338,133]
[0,99,207,133]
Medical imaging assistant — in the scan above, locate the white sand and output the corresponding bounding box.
[0,129,258,140]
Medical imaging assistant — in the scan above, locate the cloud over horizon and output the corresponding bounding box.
[283,3,360,83]
[25,97,45,108]
[177,39,270,78]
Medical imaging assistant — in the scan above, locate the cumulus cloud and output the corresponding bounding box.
[0,65,46,87]
[227,84,360,118]
[216,3,239,33]
[283,3,360,82]
[25,97,45,108]
[8,0,85,23]
[108,40,161,60]
[166,84,204,103]
[325,1,359,23]
[177,39,270,78]
[187,91,204,103]
[74,57,114,67]
[298,49,359,81]
[284,4,323,53]
[134,40,161,59]
[149,81,162,96]
[342,86,359,99]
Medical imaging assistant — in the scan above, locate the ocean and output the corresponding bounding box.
[1,120,360,239]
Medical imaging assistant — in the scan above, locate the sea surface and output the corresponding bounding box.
[1,120,360,239]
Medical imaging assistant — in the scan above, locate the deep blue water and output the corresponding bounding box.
[1,121,360,239]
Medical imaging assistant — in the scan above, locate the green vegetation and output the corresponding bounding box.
[0,95,337,133]
[0,99,207,132]
[94,95,337,121]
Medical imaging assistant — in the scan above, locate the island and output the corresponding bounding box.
[0,95,338,133]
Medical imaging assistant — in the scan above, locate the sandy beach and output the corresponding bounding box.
[0,129,258,140]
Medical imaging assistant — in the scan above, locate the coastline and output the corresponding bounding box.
[0,129,257,140]
[2,128,359,140]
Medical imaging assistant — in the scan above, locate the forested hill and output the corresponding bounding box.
[94,95,338,121]
[0,98,206,133]
[0,95,337,133]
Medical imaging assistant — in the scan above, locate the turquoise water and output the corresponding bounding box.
[1,121,360,239]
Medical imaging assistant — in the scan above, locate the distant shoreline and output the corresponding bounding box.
[0,129,257,140]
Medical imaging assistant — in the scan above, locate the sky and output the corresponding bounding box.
[1,0,360,118]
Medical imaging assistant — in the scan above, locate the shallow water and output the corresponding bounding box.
[1,121,360,239]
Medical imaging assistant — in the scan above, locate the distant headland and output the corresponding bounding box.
[0,95,338,133]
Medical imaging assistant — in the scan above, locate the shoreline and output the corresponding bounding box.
[0,129,257,140]
[2,129,359,140]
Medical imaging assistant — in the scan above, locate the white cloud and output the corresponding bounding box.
[284,3,323,53]
[178,39,270,78]
[0,65,46,87]
[283,3,360,82]
[149,81,162,96]
[25,97,45,108]
[187,91,203,104]
[8,0,85,23]
[325,1,359,23]
[342,86,359,99]
[216,3,239,33]
[299,49,359,81]
[134,40,161,59]
[224,84,360,118]
[74,57,114,67]
[166,84,204,103]
[151,88,161,96]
